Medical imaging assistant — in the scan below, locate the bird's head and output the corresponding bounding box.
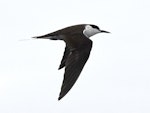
[83,24,110,38]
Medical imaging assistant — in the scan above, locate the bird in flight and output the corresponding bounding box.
[33,24,110,100]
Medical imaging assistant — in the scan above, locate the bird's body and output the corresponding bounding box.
[33,24,109,100]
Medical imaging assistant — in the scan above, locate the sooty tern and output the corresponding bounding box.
[33,24,110,100]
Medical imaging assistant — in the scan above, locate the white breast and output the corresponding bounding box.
[83,25,100,38]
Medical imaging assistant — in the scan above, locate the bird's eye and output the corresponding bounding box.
[91,25,100,30]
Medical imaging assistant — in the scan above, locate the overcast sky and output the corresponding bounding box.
[0,0,150,113]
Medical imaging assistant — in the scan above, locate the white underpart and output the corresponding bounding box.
[83,25,100,38]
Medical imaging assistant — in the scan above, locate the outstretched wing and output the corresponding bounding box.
[58,40,92,100]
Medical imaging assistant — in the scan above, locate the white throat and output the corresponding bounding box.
[83,25,100,38]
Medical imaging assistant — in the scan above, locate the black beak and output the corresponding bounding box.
[100,30,110,33]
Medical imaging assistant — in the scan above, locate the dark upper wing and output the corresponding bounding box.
[58,46,70,70]
[58,39,92,100]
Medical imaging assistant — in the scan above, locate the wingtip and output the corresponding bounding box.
[58,93,65,100]
[58,96,62,101]
[58,66,62,70]
[58,66,61,70]
[58,65,64,70]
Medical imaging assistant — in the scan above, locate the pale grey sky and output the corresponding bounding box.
[0,0,150,113]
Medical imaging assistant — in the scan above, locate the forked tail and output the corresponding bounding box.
[32,34,63,40]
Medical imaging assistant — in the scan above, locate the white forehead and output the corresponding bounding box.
[83,25,100,38]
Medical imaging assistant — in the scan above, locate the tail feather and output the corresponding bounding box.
[32,34,63,40]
